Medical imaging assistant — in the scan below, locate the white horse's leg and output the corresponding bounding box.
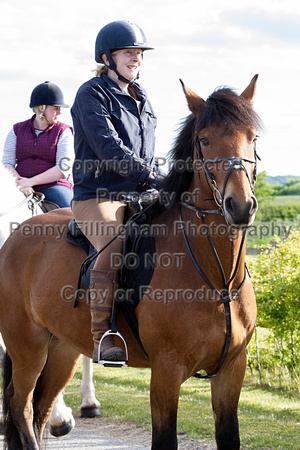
[49,389,75,437]
[0,333,6,364]
[48,355,100,437]
[79,355,101,417]
[0,335,5,434]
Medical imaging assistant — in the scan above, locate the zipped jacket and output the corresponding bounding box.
[14,117,73,191]
[71,74,157,201]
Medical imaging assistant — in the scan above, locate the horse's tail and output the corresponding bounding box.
[2,351,23,449]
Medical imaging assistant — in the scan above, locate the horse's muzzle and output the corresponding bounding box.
[223,195,258,227]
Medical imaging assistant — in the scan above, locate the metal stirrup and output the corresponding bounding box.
[98,330,128,367]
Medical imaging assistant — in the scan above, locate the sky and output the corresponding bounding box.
[0,0,300,177]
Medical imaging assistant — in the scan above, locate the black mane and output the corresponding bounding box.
[156,86,263,212]
[160,114,196,206]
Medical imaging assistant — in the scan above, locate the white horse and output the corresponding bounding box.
[0,165,100,436]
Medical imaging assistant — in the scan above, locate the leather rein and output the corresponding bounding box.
[0,192,45,218]
[179,137,258,379]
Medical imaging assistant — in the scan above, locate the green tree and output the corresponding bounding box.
[280,180,300,196]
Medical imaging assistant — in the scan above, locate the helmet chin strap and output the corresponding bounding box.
[105,52,137,85]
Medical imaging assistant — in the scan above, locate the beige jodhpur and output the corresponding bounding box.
[72,198,126,270]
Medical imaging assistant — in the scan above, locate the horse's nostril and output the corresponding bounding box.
[224,196,235,215]
[251,196,258,214]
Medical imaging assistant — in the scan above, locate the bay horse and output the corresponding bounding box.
[0,75,262,449]
[0,165,100,438]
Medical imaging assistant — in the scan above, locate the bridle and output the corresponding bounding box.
[194,136,259,214]
[179,136,259,379]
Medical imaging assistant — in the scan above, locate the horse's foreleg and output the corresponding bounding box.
[210,351,247,450]
[150,359,182,450]
[79,355,101,418]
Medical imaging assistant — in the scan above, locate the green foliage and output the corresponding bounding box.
[255,173,300,221]
[276,179,300,196]
[255,203,300,221]
[254,171,276,203]
[248,231,300,388]
[265,175,300,186]
[249,230,300,332]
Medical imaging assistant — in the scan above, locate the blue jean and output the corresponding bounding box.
[38,185,73,208]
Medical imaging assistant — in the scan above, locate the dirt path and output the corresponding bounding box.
[74,416,217,449]
[0,408,216,449]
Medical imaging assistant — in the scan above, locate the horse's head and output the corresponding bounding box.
[180,75,262,228]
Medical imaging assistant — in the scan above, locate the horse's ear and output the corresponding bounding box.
[240,74,258,103]
[180,79,205,116]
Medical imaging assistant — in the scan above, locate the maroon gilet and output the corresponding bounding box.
[14,116,73,191]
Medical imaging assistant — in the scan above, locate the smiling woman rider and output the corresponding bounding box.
[71,20,165,363]
[2,81,74,207]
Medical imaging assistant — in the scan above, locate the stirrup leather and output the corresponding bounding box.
[98,330,128,367]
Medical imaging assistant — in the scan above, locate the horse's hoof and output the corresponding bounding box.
[50,420,75,437]
[80,406,102,418]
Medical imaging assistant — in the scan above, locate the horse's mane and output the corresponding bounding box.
[155,86,263,213]
[159,114,196,207]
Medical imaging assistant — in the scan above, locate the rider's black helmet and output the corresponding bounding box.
[29,81,69,108]
[95,20,153,64]
[95,20,153,83]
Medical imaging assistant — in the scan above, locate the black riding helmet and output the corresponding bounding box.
[29,81,69,108]
[95,20,154,84]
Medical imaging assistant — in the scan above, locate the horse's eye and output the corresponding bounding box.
[199,137,210,148]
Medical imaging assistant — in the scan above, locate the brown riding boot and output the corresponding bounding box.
[89,269,125,363]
